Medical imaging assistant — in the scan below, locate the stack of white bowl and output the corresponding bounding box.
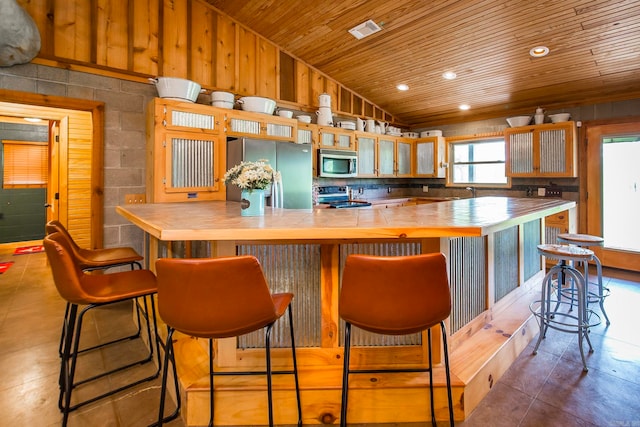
[210,91,235,109]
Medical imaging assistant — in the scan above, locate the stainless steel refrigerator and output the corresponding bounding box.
[226,138,313,209]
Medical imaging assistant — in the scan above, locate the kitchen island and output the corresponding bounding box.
[117,196,575,425]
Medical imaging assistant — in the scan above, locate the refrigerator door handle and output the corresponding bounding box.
[271,171,283,208]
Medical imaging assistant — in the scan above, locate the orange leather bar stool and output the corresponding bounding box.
[45,220,146,358]
[46,220,143,270]
[44,232,161,427]
[557,233,610,325]
[532,244,601,371]
[155,256,302,427]
[338,253,455,427]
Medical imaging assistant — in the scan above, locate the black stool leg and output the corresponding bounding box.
[209,338,215,427]
[156,327,181,426]
[265,324,275,427]
[340,323,352,427]
[287,305,303,427]
[441,321,455,426]
[427,327,436,426]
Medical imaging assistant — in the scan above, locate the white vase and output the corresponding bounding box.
[240,189,265,216]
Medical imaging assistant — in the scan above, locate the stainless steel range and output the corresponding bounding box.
[317,186,372,209]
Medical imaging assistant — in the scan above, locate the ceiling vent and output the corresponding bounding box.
[348,20,382,40]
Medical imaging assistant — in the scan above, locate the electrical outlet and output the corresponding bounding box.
[125,193,146,204]
[537,187,546,197]
[546,188,562,197]
[422,185,429,193]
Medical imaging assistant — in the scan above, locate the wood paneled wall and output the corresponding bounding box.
[18,0,395,122]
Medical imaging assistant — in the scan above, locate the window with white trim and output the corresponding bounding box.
[449,138,508,186]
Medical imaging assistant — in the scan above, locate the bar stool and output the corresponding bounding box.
[46,220,143,270]
[45,220,146,358]
[557,233,610,325]
[532,244,601,371]
[43,232,160,426]
[339,253,455,427]
[155,256,302,427]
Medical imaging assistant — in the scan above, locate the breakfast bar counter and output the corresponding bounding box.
[117,196,575,425]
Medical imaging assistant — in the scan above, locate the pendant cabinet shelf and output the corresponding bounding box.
[146,98,226,203]
[505,121,577,177]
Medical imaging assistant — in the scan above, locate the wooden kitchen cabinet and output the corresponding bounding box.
[378,136,413,177]
[318,127,355,150]
[505,121,577,177]
[225,109,297,142]
[414,136,446,178]
[297,123,318,145]
[146,98,226,203]
[356,134,377,177]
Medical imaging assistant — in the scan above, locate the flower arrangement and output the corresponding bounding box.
[223,159,275,192]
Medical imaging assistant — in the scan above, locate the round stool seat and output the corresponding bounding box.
[537,243,594,262]
[557,233,604,247]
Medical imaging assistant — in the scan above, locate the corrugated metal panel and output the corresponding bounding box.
[170,110,215,130]
[266,123,293,138]
[297,128,313,144]
[170,137,215,188]
[494,226,519,301]
[237,244,322,348]
[524,219,542,281]
[539,129,566,173]
[339,242,423,346]
[230,118,260,134]
[510,132,534,173]
[449,237,486,333]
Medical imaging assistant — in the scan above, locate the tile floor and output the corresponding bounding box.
[1,240,640,426]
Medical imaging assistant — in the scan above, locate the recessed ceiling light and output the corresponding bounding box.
[348,19,382,40]
[529,46,549,57]
[442,71,457,80]
[459,104,470,111]
[24,117,43,123]
[396,84,409,91]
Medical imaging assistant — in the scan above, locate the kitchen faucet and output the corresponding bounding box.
[466,186,476,198]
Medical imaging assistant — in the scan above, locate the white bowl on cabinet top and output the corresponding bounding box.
[548,113,571,123]
[506,116,532,127]
[236,96,277,114]
[150,77,203,102]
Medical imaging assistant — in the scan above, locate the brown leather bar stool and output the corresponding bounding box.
[45,220,146,357]
[339,253,455,427]
[46,220,143,270]
[43,232,161,427]
[532,244,601,371]
[557,233,610,325]
[155,256,302,427]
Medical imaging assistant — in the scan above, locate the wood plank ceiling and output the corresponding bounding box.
[204,0,640,127]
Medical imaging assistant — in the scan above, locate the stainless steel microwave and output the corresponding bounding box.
[318,149,358,178]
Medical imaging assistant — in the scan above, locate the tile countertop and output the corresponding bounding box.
[116,196,575,242]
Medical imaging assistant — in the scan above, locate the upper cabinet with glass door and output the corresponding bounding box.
[414,136,446,178]
[318,126,355,150]
[378,136,413,177]
[505,121,577,177]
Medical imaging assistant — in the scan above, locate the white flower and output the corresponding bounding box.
[224,160,275,191]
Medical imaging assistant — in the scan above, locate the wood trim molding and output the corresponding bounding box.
[0,89,105,248]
